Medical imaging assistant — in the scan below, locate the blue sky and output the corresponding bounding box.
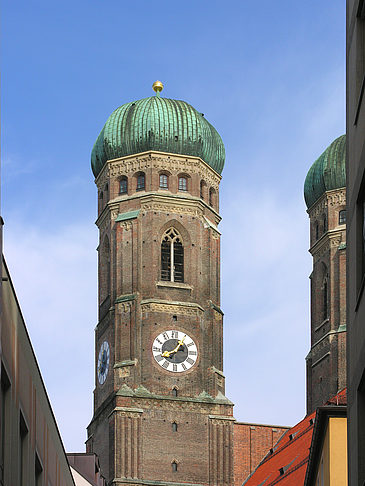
[2,1,345,452]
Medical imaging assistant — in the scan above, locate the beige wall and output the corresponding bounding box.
[0,258,74,486]
[315,417,347,486]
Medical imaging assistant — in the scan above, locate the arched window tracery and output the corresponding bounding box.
[161,228,184,283]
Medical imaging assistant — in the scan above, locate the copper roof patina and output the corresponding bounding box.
[304,134,346,209]
[91,95,225,177]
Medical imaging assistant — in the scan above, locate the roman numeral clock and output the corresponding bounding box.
[152,330,198,373]
[86,82,235,486]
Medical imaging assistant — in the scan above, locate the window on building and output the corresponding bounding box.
[209,187,215,207]
[137,173,145,191]
[35,453,43,486]
[172,422,178,432]
[172,461,178,472]
[323,278,329,321]
[159,174,168,189]
[120,177,128,194]
[161,228,184,283]
[200,180,206,199]
[178,177,187,192]
[1,365,10,483]
[315,222,319,240]
[172,387,178,397]
[323,214,328,233]
[19,412,28,486]
[339,209,346,225]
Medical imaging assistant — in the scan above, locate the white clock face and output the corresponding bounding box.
[152,330,198,373]
[97,341,110,385]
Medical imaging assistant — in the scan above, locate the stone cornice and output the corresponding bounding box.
[95,191,222,228]
[307,188,346,217]
[95,150,222,191]
[309,229,346,260]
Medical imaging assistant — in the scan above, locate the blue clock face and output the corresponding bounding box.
[97,341,110,385]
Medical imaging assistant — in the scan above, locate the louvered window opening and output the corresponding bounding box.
[161,229,184,283]
[178,177,187,191]
[137,174,145,191]
[160,174,168,189]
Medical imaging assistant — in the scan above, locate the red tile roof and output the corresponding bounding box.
[242,389,347,486]
[243,412,315,486]
[325,387,346,406]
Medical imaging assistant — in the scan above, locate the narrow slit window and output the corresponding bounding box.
[323,278,328,321]
[200,180,206,199]
[178,177,187,192]
[323,214,328,233]
[160,174,168,189]
[172,422,178,432]
[172,461,178,472]
[120,177,128,194]
[161,229,184,283]
[209,188,215,207]
[315,222,319,240]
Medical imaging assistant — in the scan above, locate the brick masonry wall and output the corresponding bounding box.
[233,422,290,485]
[306,188,347,413]
[88,152,235,485]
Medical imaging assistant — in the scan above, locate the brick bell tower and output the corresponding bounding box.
[86,82,234,486]
[304,134,347,414]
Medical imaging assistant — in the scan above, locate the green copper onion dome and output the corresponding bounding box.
[304,134,346,209]
[91,94,225,177]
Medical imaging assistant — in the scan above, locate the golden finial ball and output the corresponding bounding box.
[152,80,164,93]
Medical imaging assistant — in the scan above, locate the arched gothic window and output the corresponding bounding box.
[120,177,128,194]
[200,180,206,199]
[323,277,329,321]
[323,214,328,233]
[178,177,187,192]
[161,228,184,283]
[159,174,168,189]
[100,236,110,302]
[209,187,215,207]
[315,222,319,240]
[136,172,145,191]
[172,461,178,472]
[339,210,346,225]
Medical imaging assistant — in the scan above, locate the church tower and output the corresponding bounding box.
[86,83,234,485]
[304,134,347,413]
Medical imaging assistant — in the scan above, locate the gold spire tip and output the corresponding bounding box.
[152,80,164,94]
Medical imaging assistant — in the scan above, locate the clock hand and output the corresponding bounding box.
[162,335,186,358]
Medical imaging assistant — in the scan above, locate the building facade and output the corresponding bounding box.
[304,135,347,413]
[86,84,235,485]
[0,258,75,486]
[346,0,365,484]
